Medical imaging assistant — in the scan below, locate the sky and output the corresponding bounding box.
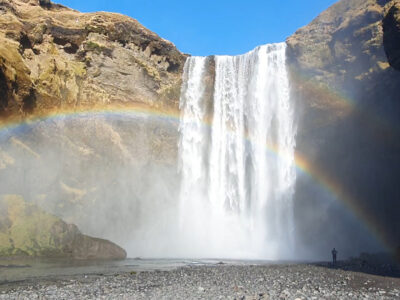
[56,0,338,56]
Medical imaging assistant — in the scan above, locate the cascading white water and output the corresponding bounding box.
[178,43,296,259]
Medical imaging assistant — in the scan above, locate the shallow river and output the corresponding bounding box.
[0,258,277,283]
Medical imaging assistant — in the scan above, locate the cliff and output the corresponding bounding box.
[286,0,400,256]
[0,0,186,121]
[287,0,400,127]
[1,0,399,259]
[0,195,127,259]
[0,0,182,259]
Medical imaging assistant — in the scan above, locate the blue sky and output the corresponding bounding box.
[56,0,338,56]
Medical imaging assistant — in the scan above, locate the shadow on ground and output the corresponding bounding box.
[315,253,400,278]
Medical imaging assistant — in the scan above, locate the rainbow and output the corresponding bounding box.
[0,102,394,254]
[293,150,393,252]
[0,104,181,133]
[288,70,398,253]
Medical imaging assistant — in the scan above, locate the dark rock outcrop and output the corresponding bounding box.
[39,0,51,9]
[383,2,400,70]
[0,195,126,259]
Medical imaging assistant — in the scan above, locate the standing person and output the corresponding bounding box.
[331,248,338,267]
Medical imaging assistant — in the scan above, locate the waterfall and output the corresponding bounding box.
[178,43,296,259]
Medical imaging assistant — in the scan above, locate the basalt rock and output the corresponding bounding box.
[38,0,51,9]
[383,2,400,70]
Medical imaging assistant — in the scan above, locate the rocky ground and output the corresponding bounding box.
[0,263,399,299]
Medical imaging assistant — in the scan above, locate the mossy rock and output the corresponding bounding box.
[0,195,126,259]
[84,41,113,57]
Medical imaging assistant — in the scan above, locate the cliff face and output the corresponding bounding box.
[0,195,126,259]
[287,0,400,257]
[0,0,186,120]
[287,0,400,125]
[0,1,181,259]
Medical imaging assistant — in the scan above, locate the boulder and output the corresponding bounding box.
[0,195,127,259]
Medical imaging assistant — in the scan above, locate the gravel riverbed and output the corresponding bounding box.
[1,264,399,299]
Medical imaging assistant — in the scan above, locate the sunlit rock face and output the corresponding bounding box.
[0,0,186,118]
[287,0,400,258]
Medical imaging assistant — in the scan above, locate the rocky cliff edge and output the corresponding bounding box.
[0,0,187,121]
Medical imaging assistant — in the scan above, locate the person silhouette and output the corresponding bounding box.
[331,248,338,267]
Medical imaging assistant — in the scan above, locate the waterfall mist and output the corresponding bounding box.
[0,114,182,258]
[178,43,297,259]
[0,43,299,260]
[0,43,387,261]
